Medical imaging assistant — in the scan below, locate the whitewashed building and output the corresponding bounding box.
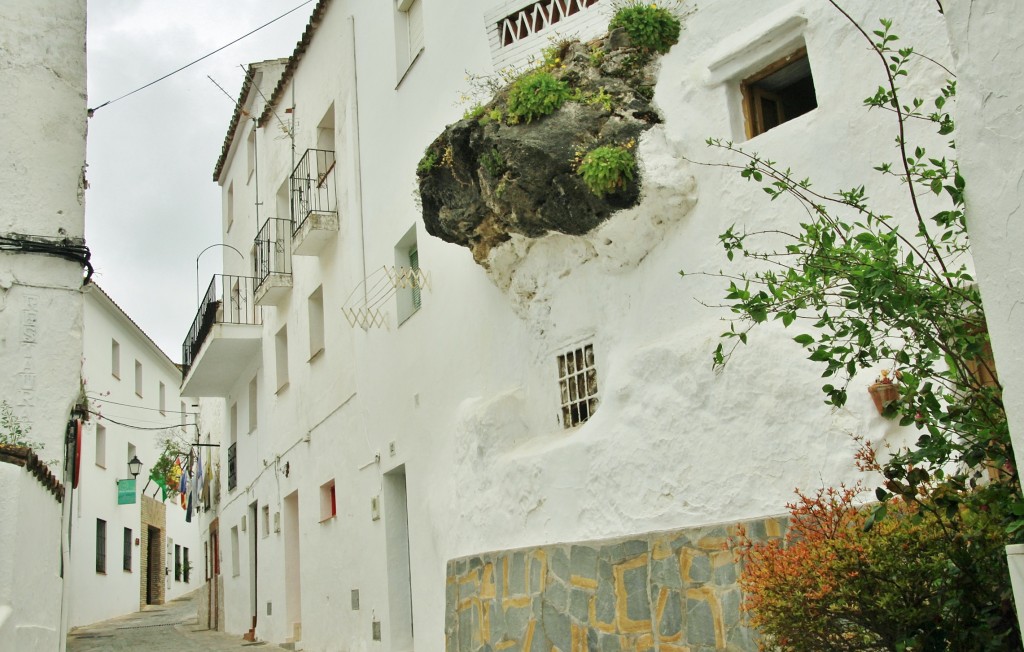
[180,1,1024,650]
[65,285,202,629]
[0,0,88,649]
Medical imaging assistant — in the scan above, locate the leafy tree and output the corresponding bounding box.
[686,3,1021,647]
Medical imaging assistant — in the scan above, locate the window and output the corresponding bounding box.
[183,547,190,583]
[127,442,137,477]
[227,442,237,492]
[276,177,290,225]
[308,286,325,359]
[180,401,187,427]
[742,48,817,138]
[275,326,289,390]
[230,402,238,446]
[246,128,256,181]
[174,544,181,581]
[226,182,235,232]
[248,376,258,433]
[111,339,120,378]
[159,382,166,415]
[95,424,106,468]
[393,0,425,81]
[96,519,107,573]
[320,479,337,522]
[395,226,422,325]
[262,505,271,538]
[230,526,240,577]
[557,343,599,428]
[134,360,143,397]
[123,527,132,572]
[317,104,335,153]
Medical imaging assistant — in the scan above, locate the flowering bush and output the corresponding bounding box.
[737,485,1018,651]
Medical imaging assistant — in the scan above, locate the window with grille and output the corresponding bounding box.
[174,544,181,581]
[557,343,598,428]
[123,527,132,572]
[96,519,107,574]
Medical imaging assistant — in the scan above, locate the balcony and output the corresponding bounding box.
[253,218,293,306]
[291,148,339,256]
[180,274,263,397]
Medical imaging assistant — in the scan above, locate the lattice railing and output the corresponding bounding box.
[497,0,602,47]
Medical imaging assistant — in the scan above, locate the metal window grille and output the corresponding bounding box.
[123,527,132,572]
[227,442,237,491]
[96,519,107,573]
[557,343,598,428]
[409,247,421,310]
[183,547,190,583]
[498,0,601,47]
[174,545,181,581]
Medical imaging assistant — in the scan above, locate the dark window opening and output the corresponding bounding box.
[742,48,817,138]
[123,527,132,572]
[96,519,107,574]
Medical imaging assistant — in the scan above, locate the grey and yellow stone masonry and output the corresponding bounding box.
[445,516,788,652]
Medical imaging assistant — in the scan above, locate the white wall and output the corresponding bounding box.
[943,1,1024,485]
[0,463,65,652]
[0,0,87,647]
[67,287,202,628]
[199,2,961,650]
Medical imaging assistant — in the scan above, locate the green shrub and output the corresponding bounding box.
[507,70,572,124]
[578,145,635,197]
[609,3,681,54]
[417,149,439,174]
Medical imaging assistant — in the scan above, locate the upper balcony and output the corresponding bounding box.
[253,218,293,306]
[291,148,339,256]
[181,274,263,397]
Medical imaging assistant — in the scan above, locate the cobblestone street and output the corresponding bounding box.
[66,590,289,651]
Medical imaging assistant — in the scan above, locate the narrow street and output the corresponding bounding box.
[66,590,289,651]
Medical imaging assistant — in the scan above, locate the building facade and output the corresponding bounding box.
[66,285,202,628]
[180,1,1024,650]
[0,0,88,649]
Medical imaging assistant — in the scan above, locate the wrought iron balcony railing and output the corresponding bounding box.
[181,274,262,379]
[253,218,293,289]
[291,148,337,235]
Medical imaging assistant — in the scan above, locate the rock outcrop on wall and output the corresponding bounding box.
[418,34,664,264]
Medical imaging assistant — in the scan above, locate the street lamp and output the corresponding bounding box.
[196,243,244,307]
[128,454,143,478]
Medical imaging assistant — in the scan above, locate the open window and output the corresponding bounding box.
[741,48,817,138]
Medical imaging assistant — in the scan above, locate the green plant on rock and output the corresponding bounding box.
[417,148,439,175]
[578,144,636,197]
[609,2,681,54]
[480,148,506,178]
[463,103,486,120]
[506,70,572,124]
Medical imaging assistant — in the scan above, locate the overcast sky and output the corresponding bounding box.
[86,1,315,361]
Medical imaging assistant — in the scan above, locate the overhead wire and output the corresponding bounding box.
[88,0,314,115]
[87,409,196,432]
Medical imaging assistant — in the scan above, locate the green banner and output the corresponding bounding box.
[117,478,136,505]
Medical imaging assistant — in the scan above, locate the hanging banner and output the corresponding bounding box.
[117,478,137,505]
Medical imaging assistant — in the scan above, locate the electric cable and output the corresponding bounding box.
[87,409,196,432]
[0,234,93,282]
[88,0,314,115]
